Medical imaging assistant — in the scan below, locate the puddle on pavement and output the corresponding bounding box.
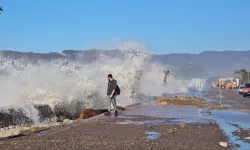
[145,131,160,140]
[121,104,250,149]
[122,105,212,123]
[212,110,250,150]
[116,119,171,125]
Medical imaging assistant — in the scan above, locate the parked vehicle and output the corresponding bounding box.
[217,78,239,89]
[239,85,245,94]
[242,83,250,97]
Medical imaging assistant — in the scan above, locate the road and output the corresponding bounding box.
[205,88,250,110]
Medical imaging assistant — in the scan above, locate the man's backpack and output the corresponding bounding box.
[116,85,121,95]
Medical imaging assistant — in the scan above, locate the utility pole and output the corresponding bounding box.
[219,85,222,107]
[248,70,249,83]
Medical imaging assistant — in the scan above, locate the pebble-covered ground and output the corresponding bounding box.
[0,112,227,150]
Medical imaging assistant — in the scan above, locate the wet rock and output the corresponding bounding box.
[34,105,54,120]
[77,109,108,120]
[219,142,228,148]
[0,104,55,128]
[58,116,66,122]
[54,105,73,122]
[0,108,33,128]
[77,109,98,120]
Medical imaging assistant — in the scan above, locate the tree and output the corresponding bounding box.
[234,69,250,84]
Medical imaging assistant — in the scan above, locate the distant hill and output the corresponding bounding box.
[1,50,250,79]
[152,50,250,78]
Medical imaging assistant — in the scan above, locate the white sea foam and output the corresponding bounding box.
[0,41,188,123]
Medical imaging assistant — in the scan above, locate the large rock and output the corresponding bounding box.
[34,105,54,121]
[0,105,54,128]
[77,109,108,121]
[0,108,33,128]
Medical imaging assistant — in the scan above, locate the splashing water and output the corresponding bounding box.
[0,41,187,123]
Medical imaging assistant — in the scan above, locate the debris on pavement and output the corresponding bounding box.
[206,110,212,115]
[117,106,126,110]
[210,121,216,125]
[179,123,186,128]
[154,95,221,109]
[0,128,21,138]
[30,126,40,132]
[167,128,174,134]
[145,131,160,140]
[244,137,250,140]
[219,142,228,148]
[63,119,74,123]
[232,128,250,143]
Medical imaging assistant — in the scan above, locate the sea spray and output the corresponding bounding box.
[0,42,188,124]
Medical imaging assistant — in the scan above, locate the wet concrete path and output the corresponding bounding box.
[0,100,249,149]
[0,104,228,150]
[115,104,250,150]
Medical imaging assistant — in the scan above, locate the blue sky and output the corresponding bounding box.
[0,0,250,54]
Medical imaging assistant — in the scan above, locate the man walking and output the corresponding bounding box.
[105,74,118,116]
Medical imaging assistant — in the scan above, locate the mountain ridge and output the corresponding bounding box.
[1,49,250,78]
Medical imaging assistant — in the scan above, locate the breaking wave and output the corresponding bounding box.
[0,41,187,123]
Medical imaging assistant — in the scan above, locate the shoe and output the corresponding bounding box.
[104,111,111,116]
[115,110,118,117]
